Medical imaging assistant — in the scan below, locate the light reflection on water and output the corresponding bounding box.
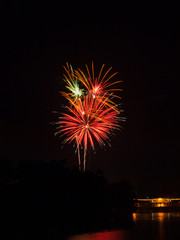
[133,211,180,222]
[132,212,180,240]
[67,230,128,240]
[66,212,180,240]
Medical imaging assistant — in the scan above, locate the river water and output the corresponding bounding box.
[65,212,180,240]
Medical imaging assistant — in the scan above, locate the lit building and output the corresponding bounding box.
[134,198,180,209]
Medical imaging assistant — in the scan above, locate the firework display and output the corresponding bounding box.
[55,62,124,171]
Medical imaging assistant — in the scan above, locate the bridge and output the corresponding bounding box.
[134,198,180,208]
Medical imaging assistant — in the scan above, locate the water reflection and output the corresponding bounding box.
[66,212,180,240]
[67,230,128,240]
[133,211,180,222]
[132,212,180,240]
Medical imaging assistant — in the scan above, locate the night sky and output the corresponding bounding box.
[1,1,180,196]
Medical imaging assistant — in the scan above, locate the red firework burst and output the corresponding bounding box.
[54,62,124,171]
[55,95,119,170]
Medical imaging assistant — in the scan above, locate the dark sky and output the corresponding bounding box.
[1,1,180,196]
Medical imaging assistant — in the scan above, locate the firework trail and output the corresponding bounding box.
[55,62,124,171]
